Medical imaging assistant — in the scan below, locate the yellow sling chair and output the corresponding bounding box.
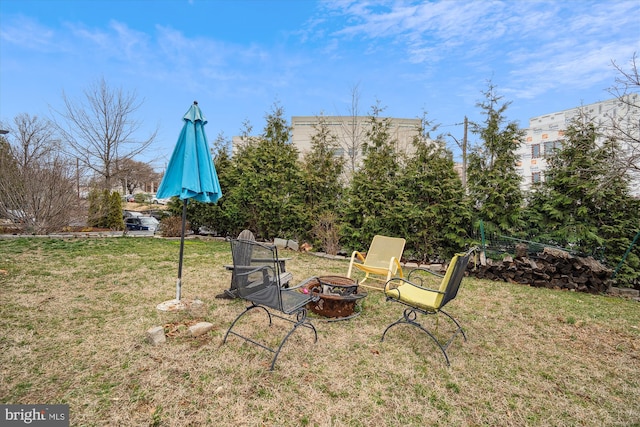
[346,235,406,290]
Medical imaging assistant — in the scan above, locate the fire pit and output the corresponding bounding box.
[303,276,367,320]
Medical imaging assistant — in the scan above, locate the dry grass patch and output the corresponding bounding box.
[0,237,638,426]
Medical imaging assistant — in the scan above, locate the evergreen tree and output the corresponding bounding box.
[525,115,640,284]
[467,83,525,235]
[221,103,306,240]
[398,125,472,262]
[108,191,125,230]
[302,114,345,215]
[87,189,123,230]
[341,102,403,250]
[301,114,345,250]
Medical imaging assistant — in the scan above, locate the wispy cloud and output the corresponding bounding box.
[317,0,640,100]
[0,15,57,51]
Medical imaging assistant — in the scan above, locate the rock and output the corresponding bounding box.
[146,326,166,346]
[608,287,640,298]
[287,240,299,251]
[188,322,214,337]
[274,237,299,251]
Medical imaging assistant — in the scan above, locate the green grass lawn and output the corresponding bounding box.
[1,237,638,426]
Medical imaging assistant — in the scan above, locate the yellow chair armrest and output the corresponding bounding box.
[393,257,403,278]
[347,250,367,279]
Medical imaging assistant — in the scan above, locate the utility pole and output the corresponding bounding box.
[462,116,468,188]
[76,158,80,198]
[448,116,469,189]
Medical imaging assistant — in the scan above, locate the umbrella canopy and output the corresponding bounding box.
[157,102,222,202]
[156,101,222,305]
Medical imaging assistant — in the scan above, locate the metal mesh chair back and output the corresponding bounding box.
[441,251,472,308]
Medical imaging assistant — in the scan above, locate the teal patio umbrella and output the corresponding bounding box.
[156,101,222,305]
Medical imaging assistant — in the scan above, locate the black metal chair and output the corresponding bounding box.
[223,238,319,370]
[223,230,255,299]
[381,247,477,366]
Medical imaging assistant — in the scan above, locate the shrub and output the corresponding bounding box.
[312,212,341,255]
[160,216,189,237]
[88,189,124,230]
[134,193,151,204]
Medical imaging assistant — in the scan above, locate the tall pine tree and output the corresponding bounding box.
[341,102,403,250]
[301,114,345,252]
[223,103,307,240]
[525,114,640,284]
[398,124,472,262]
[467,83,525,235]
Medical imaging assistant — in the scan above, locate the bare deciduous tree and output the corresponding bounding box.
[0,114,77,233]
[607,53,640,183]
[338,83,367,174]
[116,158,161,194]
[53,78,157,189]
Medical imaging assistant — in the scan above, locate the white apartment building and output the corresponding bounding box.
[517,94,640,195]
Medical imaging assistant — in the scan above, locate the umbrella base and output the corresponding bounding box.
[156,299,187,311]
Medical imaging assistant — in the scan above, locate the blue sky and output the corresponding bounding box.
[1,0,639,170]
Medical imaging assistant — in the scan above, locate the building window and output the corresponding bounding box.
[544,140,562,157]
[531,144,541,158]
[532,172,541,183]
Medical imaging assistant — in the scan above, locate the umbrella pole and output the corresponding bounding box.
[176,199,188,300]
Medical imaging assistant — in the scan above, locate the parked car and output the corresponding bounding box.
[151,195,171,205]
[5,209,31,223]
[124,216,160,233]
[122,194,135,202]
[198,226,216,235]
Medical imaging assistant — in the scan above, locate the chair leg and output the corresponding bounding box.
[224,304,317,371]
[223,303,272,344]
[269,308,317,370]
[439,309,467,343]
[381,308,455,366]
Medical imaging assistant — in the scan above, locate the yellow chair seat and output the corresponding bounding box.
[351,263,394,277]
[386,284,440,311]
